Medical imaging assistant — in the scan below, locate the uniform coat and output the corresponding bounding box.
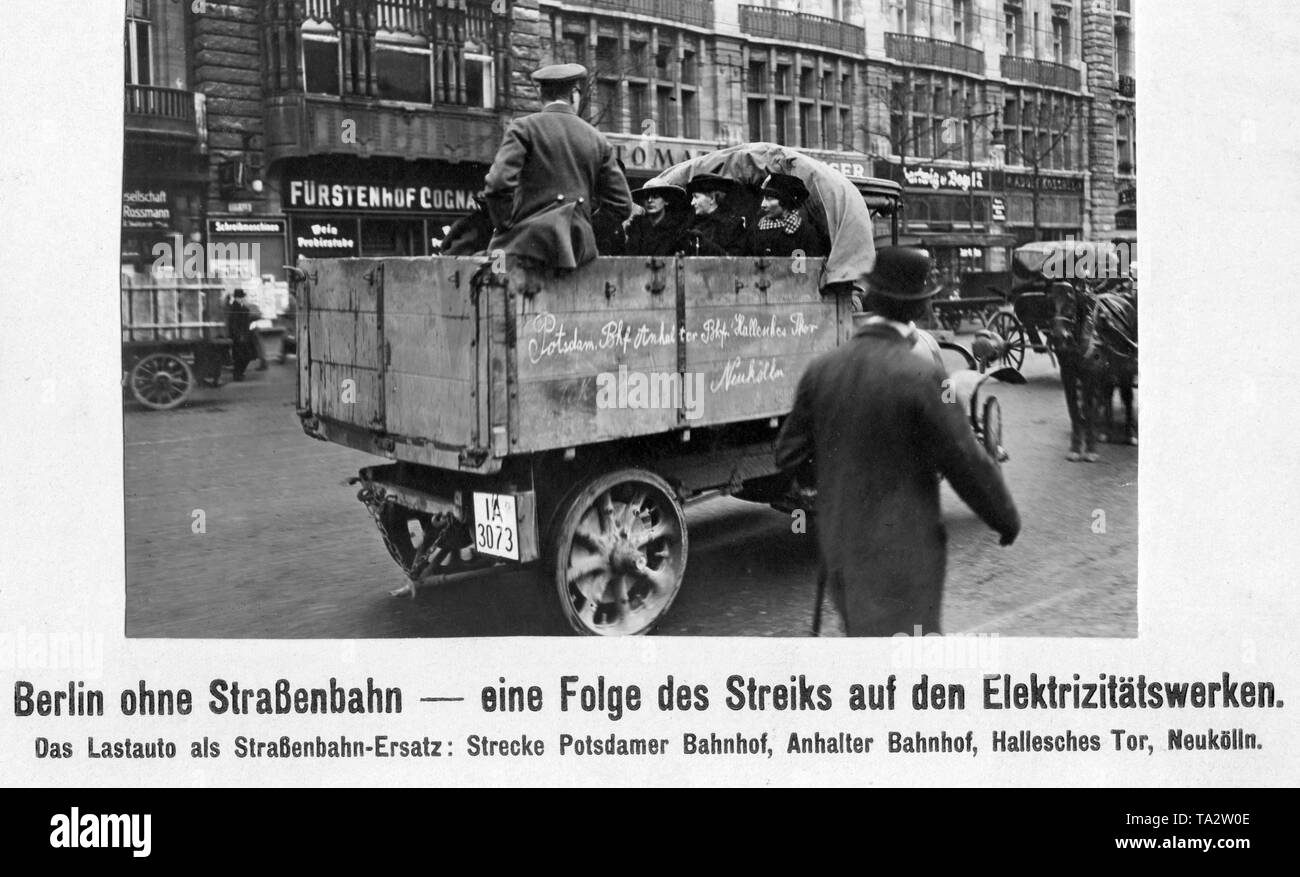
[775,323,1020,636]
[748,213,827,258]
[624,211,688,256]
[682,209,747,256]
[484,102,633,269]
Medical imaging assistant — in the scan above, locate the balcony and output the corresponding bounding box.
[741,6,865,54]
[583,0,715,29]
[1117,74,1136,98]
[124,85,203,142]
[1001,55,1081,91]
[884,33,984,75]
[263,93,505,165]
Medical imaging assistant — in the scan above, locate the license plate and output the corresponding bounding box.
[472,492,519,561]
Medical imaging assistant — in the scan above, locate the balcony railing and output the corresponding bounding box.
[585,0,715,29]
[884,33,984,75]
[124,85,202,141]
[740,6,865,54]
[1001,55,1082,91]
[1117,74,1136,98]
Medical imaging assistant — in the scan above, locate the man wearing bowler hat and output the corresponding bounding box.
[681,173,748,256]
[483,63,633,269]
[625,183,689,256]
[775,247,1020,637]
[748,172,827,258]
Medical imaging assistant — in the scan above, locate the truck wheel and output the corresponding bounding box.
[545,469,687,636]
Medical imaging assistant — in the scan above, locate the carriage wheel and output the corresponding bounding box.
[986,312,1027,372]
[129,353,194,411]
[982,397,1004,465]
[545,469,688,636]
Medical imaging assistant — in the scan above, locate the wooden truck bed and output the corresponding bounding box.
[297,255,853,472]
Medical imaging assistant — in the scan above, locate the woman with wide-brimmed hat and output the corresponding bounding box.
[680,173,747,256]
[748,172,827,258]
[625,183,689,256]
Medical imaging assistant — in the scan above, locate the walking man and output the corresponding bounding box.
[483,63,633,269]
[775,247,1020,636]
[225,288,256,382]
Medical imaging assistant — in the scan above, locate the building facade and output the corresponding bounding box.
[121,0,1136,283]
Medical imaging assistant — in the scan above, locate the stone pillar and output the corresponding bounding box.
[1083,0,1117,239]
[509,0,542,112]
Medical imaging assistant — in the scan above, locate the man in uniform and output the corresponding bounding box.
[748,173,826,258]
[624,183,689,256]
[775,247,1020,637]
[483,63,633,269]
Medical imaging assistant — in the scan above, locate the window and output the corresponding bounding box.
[820,70,833,101]
[302,21,340,95]
[681,49,697,85]
[747,61,766,93]
[374,32,431,103]
[952,0,970,44]
[748,98,767,142]
[124,0,152,86]
[594,80,619,132]
[656,86,677,137]
[464,54,495,108]
[840,108,851,149]
[799,104,812,148]
[563,34,587,66]
[681,91,698,138]
[774,102,789,146]
[774,64,790,96]
[841,73,852,104]
[1052,18,1070,64]
[629,41,649,77]
[800,67,815,99]
[628,84,648,131]
[595,37,619,77]
[821,106,833,148]
[1004,9,1022,56]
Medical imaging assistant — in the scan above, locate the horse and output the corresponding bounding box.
[1050,279,1138,462]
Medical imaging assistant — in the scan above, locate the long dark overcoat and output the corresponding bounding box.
[484,103,633,269]
[775,323,1020,636]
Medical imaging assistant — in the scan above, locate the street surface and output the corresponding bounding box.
[124,340,1137,637]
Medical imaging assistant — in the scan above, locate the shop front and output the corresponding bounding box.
[995,170,1086,246]
[279,156,489,260]
[603,135,719,190]
[872,159,1010,292]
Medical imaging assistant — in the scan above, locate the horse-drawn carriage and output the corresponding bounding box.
[293,148,1014,634]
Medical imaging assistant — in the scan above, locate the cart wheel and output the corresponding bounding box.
[987,312,1027,372]
[545,469,687,636]
[982,397,1004,464]
[129,353,194,411]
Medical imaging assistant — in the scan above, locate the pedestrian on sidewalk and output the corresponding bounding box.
[226,288,256,382]
[775,247,1020,636]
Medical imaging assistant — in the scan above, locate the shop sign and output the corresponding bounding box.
[227,202,254,214]
[991,197,1006,222]
[1118,186,1136,206]
[800,150,874,182]
[875,161,986,192]
[605,135,716,174]
[999,172,1085,193]
[209,219,286,236]
[122,189,171,228]
[286,179,481,214]
[294,221,358,257]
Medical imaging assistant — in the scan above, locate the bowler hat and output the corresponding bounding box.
[865,247,935,300]
[760,173,810,205]
[531,63,588,85]
[684,173,736,196]
[632,183,688,208]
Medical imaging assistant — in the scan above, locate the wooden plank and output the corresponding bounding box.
[385,372,476,444]
[516,378,678,448]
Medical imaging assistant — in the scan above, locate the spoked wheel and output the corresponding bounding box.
[982,397,1005,464]
[546,469,687,636]
[986,312,1027,372]
[129,353,194,410]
